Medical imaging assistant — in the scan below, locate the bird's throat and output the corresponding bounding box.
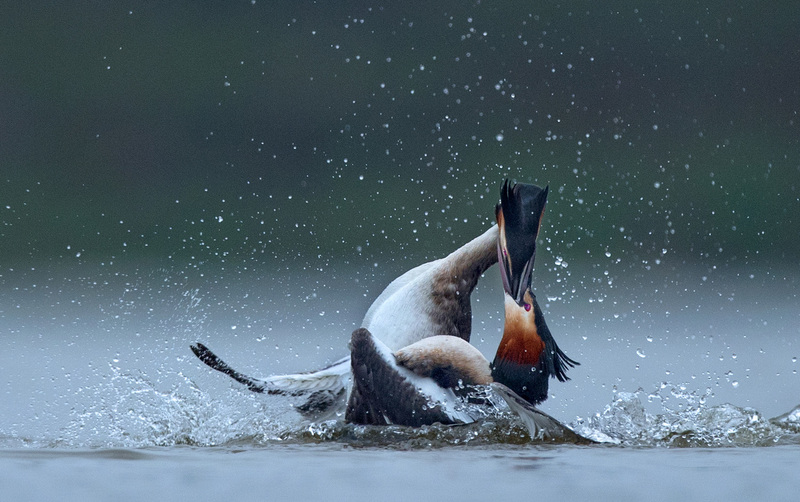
[494,293,545,368]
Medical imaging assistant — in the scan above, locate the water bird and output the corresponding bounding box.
[491,179,579,405]
[191,180,579,432]
[190,210,497,419]
[345,181,583,439]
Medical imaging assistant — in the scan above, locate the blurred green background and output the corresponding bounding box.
[2,1,798,272]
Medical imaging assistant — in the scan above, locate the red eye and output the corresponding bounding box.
[524,303,531,312]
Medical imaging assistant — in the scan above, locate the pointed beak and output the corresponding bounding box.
[495,179,549,307]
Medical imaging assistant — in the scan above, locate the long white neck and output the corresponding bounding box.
[435,224,498,287]
[361,224,499,350]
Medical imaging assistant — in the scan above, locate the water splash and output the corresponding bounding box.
[9,365,797,449]
[576,384,800,447]
[38,369,538,449]
[56,363,304,448]
[771,406,800,434]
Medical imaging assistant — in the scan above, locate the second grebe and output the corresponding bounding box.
[491,180,579,405]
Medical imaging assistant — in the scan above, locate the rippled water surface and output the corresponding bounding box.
[2,263,798,500]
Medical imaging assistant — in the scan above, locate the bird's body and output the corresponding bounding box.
[191,225,499,417]
[191,179,581,438]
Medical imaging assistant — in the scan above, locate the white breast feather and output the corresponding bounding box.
[361,259,445,350]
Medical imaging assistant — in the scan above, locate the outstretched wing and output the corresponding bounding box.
[190,343,350,419]
[191,343,268,393]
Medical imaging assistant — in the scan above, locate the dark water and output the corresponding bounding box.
[1,262,798,500]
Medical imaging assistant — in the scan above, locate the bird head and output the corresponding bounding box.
[495,179,549,308]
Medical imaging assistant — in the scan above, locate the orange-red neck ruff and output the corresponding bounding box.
[494,292,545,367]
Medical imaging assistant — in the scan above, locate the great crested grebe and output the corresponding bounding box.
[191,180,579,430]
[190,217,496,418]
[344,181,585,440]
[491,180,579,405]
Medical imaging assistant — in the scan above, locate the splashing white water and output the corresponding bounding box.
[33,372,800,449]
[56,363,305,448]
[575,384,799,447]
